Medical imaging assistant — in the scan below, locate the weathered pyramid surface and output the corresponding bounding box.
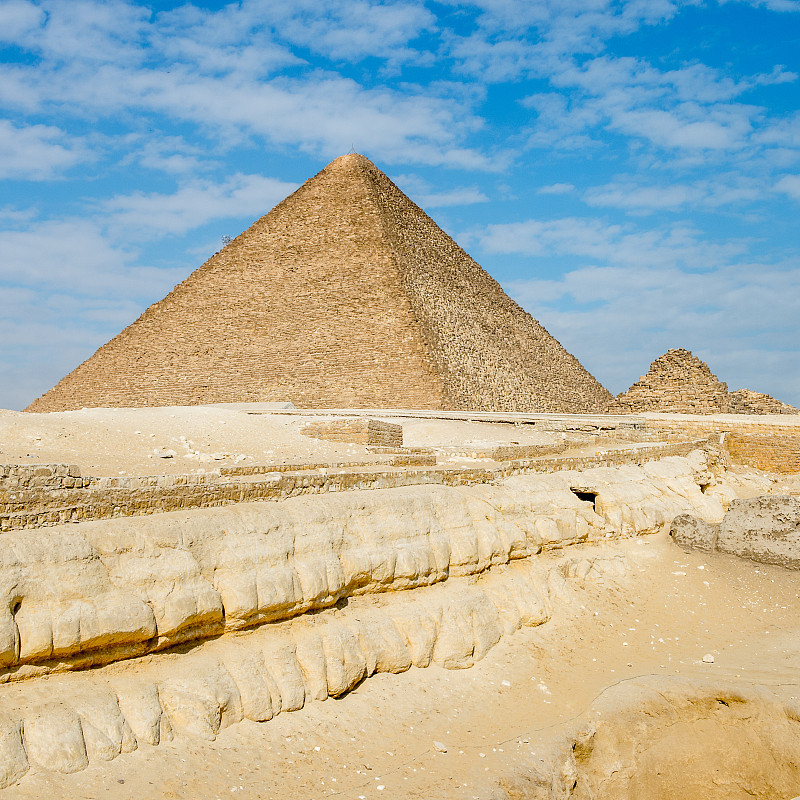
[610,348,733,414]
[729,389,799,415]
[26,154,612,413]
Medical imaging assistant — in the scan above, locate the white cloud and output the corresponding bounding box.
[257,0,437,63]
[476,216,746,271]
[537,183,575,195]
[0,218,184,295]
[0,1,494,170]
[393,172,490,207]
[584,176,762,211]
[0,119,86,179]
[503,260,800,404]
[775,174,800,199]
[473,211,800,403]
[102,173,299,237]
[0,61,494,169]
[523,54,765,155]
[0,285,156,410]
[608,107,754,150]
[722,0,800,11]
[416,187,489,207]
[129,136,211,175]
[0,0,45,43]
[17,0,151,64]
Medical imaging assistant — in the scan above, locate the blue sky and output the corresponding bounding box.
[1,0,799,411]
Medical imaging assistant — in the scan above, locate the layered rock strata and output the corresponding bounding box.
[0,451,732,786]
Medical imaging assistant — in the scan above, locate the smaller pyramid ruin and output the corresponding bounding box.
[610,348,733,414]
[729,389,799,415]
[611,349,799,415]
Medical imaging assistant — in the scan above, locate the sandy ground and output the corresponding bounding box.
[3,404,800,798]
[3,403,797,478]
[2,532,798,800]
[0,405,565,476]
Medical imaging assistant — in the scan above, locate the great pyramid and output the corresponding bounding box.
[610,348,733,414]
[27,154,612,413]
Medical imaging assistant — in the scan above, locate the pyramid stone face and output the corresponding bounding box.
[26,154,612,413]
[610,348,733,414]
[729,389,799,415]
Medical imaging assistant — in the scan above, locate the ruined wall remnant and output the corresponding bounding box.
[299,418,403,447]
[729,389,799,415]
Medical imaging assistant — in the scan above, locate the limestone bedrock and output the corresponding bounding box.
[0,449,738,786]
[496,676,800,800]
[0,450,724,676]
[671,494,800,569]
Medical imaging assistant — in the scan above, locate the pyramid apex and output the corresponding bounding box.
[324,152,376,171]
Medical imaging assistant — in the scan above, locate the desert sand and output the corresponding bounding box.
[1,405,799,800]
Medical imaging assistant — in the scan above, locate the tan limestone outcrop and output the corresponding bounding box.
[0,452,726,679]
[495,676,800,800]
[0,450,747,787]
[671,494,800,569]
[0,548,626,783]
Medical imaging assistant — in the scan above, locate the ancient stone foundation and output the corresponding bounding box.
[299,417,403,446]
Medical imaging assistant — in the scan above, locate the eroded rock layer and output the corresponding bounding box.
[671,494,800,569]
[495,677,800,800]
[0,450,735,786]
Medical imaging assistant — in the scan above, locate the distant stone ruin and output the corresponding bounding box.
[26,154,611,414]
[729,388,799,415]
[610,348,798,415]
[610,348,733,414]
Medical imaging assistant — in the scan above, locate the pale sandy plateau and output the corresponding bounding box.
[0,405,799,800]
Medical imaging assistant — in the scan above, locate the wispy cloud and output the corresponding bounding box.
[775,173,800,199]
[476,216,747,270]
[583,176,763,212]
[102,173,299,237]
[0,119,87,179]
[537,183,575,195]
[0,0,798,410]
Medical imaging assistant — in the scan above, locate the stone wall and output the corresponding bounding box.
[0,464,89,490]
[0,441,708,532]
[299,418,403,447]
[642,418,800,474]
[726,432,800,474]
